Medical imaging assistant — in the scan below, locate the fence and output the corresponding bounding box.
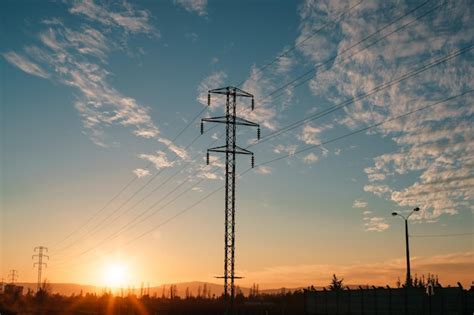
[304,286,474,315]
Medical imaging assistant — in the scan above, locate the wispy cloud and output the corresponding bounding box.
[241,66,282,131]
[173,0,208,17]
[158,138,189,160]
[68,0,156,34]
[295,0,474,220]
[3,52,50,78]
[197,156,224,180]
[3,0,169,151]
[133,168,150,178]
[139,151,174,170]
[364,184,392,198]
[297,123,332,146]
[255,165,272,175]
[273,144,297,156]
[352,199,368,209]
[364,216,389,232]
[197,71,228,110]
[303,152,318,164]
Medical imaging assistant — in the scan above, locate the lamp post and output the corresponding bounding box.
[392,207,420,287]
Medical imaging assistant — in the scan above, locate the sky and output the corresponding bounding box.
[1,0,473,289]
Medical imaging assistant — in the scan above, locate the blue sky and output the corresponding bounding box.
[1,0,473,288]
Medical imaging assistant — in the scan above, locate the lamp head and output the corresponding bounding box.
[391,211,398,216]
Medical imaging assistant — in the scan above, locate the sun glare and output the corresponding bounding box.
[103,262,127,288]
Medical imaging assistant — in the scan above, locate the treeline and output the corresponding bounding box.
[0,273,464,315]
[0,288,307,315]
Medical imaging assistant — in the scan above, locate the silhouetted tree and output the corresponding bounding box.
[412,273,441,288]
[235,286,245,303]
[35,279,52,303]
[161,285,166,299]
[329,274,344,291]
[169,284,178,299]
[249,283,260,297]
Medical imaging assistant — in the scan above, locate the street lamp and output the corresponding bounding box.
[392,207,420,287]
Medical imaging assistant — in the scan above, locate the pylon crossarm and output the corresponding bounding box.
[234,116,259,127]
[201,116,227,124]
[208,146,253,155]
[203,116,259,127]
[208,145,227,153]
[208,87,229,94]
[202,116,227,124]
[232,87,253,98]
[234,145,253,155]
[209,86,253,98]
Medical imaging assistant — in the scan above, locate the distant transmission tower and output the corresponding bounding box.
[201,86,260,312]
[8,270,18,284]
[32,246,49,291]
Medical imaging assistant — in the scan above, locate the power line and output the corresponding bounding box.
[232,0,439,130]
[111,90,474,252]
[52,2,466,266]
[51,136,221,261]
[249,43,473,148]
[54,134,202,254]
[54,0,445,251]
[50,158,224,265]
[235,0,364,87]
[48,89,472,271]
[54,0,434,251]
[101,134,218,229]
[51,107,207,251]
[49,161,219,265]
[50,44,472,265]
[259,0,438,102]
[256,90,473,167]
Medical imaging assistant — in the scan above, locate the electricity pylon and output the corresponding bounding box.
[201,86,260,313]
[32,246,49,291]
[8,270,18,284]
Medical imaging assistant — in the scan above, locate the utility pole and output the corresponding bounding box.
[201,86,260,313]
[8,270,18,284]
[32,246,49,292]
[392,207,419,287]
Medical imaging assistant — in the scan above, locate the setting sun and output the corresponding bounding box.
[103,262,127,288]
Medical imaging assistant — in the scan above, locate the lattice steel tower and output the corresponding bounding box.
[32,246,49,292]
[201,86,260,312]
